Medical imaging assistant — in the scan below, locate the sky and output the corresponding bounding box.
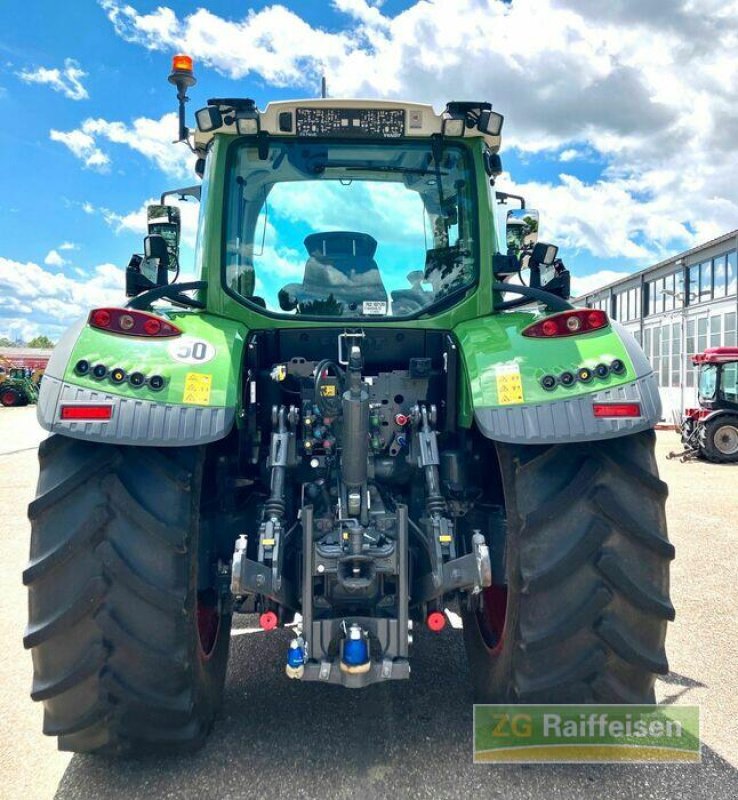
[1,0,737,340]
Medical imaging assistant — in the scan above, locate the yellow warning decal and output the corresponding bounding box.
[183,372,212,405]
[496,363,524,405]
[320,384,337,397]
[439,535,453,543]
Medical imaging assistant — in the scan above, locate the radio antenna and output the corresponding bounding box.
[321,75,327,99]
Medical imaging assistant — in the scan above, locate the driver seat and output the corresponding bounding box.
[282,232,388,313]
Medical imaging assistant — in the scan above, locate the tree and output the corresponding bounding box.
[26,335,55,348]
[0,337,14,348]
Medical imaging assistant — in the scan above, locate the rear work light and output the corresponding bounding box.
[89,308,181,338]
[60,405,113,421]
[592,403,642,418]
[522,309,609,338]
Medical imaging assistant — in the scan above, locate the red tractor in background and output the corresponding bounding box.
[677,347,738,463]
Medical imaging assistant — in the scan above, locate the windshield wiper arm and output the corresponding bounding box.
[344,166,448,176]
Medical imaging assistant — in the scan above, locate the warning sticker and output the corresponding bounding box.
[495,363,524,405]
[183,372,212,405]
[362,300,387,316]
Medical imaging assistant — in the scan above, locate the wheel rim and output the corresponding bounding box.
[196,590,221,658]
[476,584,508,655]
[714,424,738,455]
[1,390,16,405]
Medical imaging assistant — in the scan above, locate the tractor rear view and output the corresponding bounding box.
[678,347,738,462]
[24,56,674,756]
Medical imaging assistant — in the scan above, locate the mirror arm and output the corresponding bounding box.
[160,185,202,204]
[496,191,526,208]
[492,282,574,312]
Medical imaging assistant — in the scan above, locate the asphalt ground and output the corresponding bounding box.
[0,406,736,799]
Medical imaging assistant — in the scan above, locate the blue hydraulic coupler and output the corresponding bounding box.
[341,624,371,674]
[285,637,305,679]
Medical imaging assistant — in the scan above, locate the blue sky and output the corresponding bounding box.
[1,0,736,340]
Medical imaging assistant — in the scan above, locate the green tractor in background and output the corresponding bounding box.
[0,366,40,407]
[25,56,673,755]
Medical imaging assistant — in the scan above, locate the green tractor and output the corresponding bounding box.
[1,367,39,407]
[25,56,673,755]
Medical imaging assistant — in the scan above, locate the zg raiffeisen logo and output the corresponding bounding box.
[473,705,700,763]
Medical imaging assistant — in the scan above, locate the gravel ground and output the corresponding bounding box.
[1,406,736,799]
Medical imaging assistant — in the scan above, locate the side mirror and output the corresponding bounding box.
[506,208,539,262]
[146,204,181,270]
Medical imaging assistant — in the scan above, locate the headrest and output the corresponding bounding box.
[304,232,378,259]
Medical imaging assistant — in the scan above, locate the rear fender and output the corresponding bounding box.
[38,310,247,446]
[454,314,661,444]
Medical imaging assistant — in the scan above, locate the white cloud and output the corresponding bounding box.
[44,249,67,268]
[98,0,738,267]
[59,241,78,251]
[559,149,579,163]
[50,112,195,178]
[50,128,110,171]
[0,256,125,338]
[17,58,89,100]
[571,270,631,298]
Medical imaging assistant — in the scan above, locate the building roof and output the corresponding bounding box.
[575,228,738,300]
[0,348,53,360]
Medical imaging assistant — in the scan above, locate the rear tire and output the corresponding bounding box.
[1,387,21,406]
[463,430,674,703]
[702,415,738,463]
[24,435,231,755]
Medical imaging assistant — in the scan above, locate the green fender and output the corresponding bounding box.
[37,309,248,446]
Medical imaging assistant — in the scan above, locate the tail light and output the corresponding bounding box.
[522,309,609,338]
[89,308,181,338]
[592,403,641,418]
[60,404,113,421]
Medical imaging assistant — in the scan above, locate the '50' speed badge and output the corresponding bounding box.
[168,337,216,365]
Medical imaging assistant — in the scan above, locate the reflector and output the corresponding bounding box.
[60,405,113,421]
[592,403,641,418]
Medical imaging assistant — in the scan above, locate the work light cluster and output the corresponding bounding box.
[74,360,166,391]
[540,359,626,391]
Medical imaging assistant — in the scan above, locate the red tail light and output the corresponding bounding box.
[89,308,181,338]
[592,403,641,418]
[523,309,609,338]
[60,404,113,421]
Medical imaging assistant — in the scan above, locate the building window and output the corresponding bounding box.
[652,280,661,315]
[697,317,708,354]
[710,315,722,348]
[728,251,737,296]
[688,263,699,304]
[699,260,712,303]
[675,271,685,306]
[663,273,675,311]
[725,312,737,346]
[685,318,696,389]
[713,254,727,299]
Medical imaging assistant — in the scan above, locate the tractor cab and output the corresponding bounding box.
[679,347,738,462]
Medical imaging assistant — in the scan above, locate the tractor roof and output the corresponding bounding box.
[692,346,738,365]
[192,98,502,154]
